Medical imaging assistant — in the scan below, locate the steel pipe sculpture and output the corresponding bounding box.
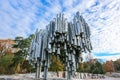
[29,12,92,80]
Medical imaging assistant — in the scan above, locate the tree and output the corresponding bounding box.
[113,59,120,72]
[77,62,90,73]
[78,53,93,73]
[12,34,35,73]
[90,59,106,74]
[49,55,64,71]
[0,42,6,56]
[0,54,14,74]
[0,41,13,57]
[77,59,106,74]
[0,39,16,74]
[20,60,35,73]
[105,60,115,73]
[0,34,35,74]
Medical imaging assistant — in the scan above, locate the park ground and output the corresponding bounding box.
[0,72,120,80]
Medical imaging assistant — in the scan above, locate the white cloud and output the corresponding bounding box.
[0,0,42,39]
[62,0,120,59]
[0,0,120,60]
[89,1,120,53]
[94,55,120,61]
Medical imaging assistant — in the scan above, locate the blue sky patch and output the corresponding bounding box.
[0,0,120,61]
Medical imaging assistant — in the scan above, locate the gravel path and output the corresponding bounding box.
[0,73,120,80]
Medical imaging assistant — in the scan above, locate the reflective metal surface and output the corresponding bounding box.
[29,12,92,80]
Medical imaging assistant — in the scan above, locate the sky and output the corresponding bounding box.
[0,0,120,61]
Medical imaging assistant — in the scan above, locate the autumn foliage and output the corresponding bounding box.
[105,60,115,73]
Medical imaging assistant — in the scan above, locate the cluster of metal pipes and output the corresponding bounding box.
[29,12,92,80]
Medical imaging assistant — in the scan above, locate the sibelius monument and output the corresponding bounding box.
[29,12,92,80]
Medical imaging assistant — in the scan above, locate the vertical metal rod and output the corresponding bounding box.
[35,63,38,79]
[29,12,92,80]
[43,65,48,80]
[38,60,41,79]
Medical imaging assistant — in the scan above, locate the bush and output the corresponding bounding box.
[0,54,15,74]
